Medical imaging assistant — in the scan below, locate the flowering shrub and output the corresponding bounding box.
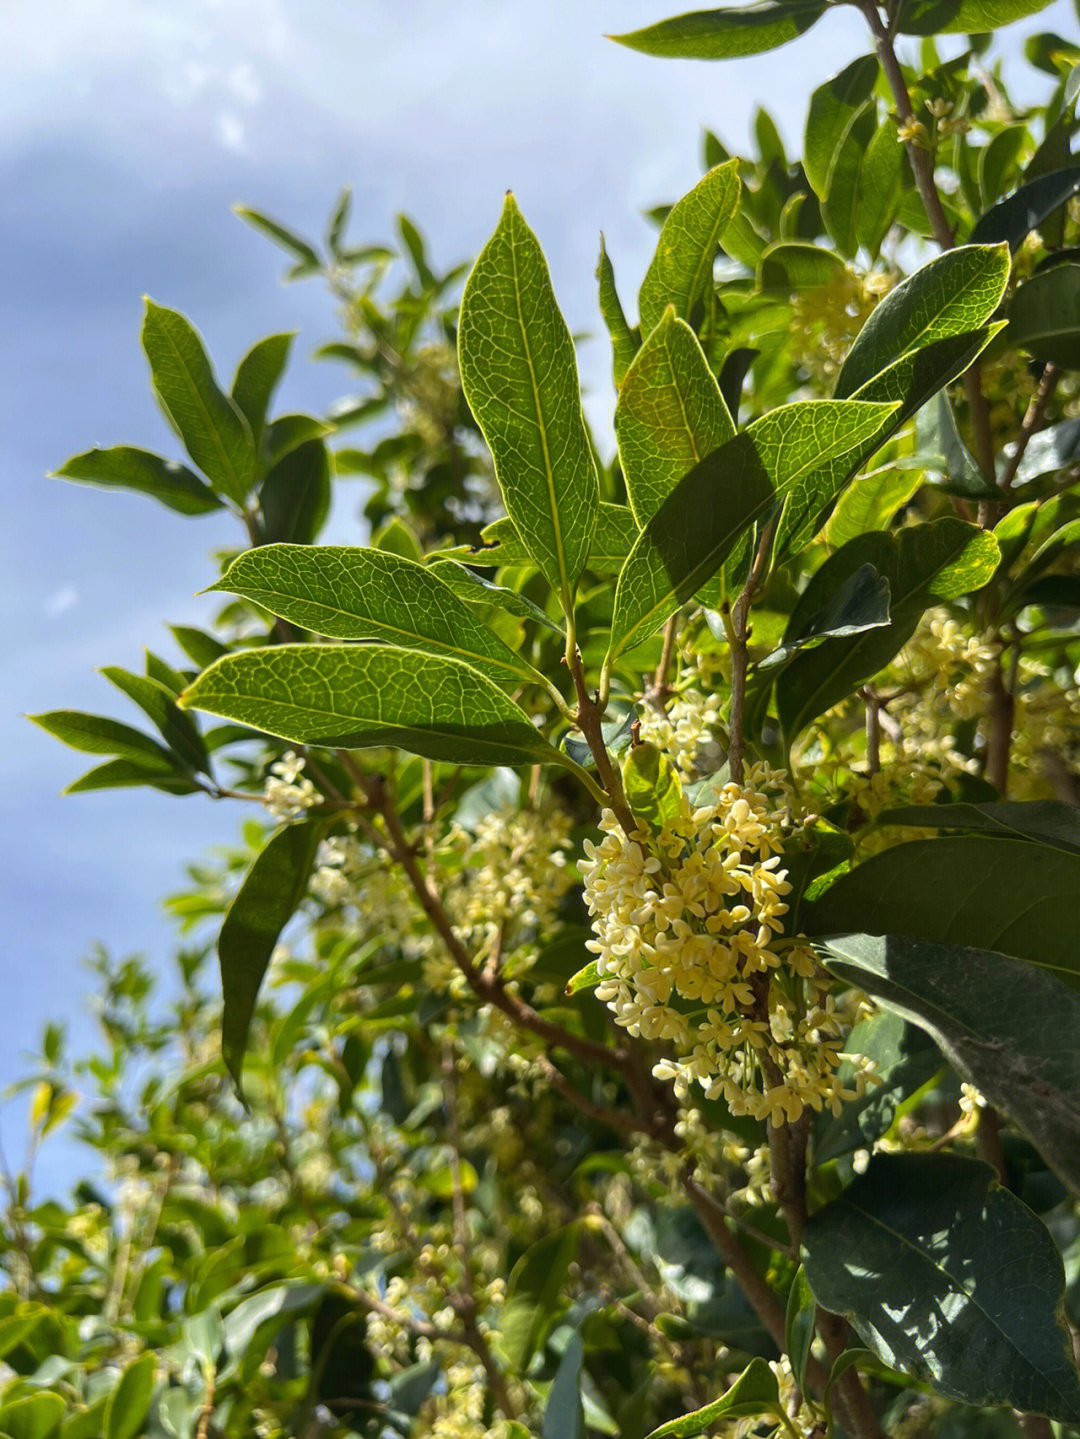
[13,5,1080,1438]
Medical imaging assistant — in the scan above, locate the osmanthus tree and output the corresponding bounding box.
[9,2,1080,1436]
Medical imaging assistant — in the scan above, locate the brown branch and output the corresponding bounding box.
[998,364,1059,498]
[568,649,640,837]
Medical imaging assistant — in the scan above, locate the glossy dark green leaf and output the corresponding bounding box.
[543,1332,586,1439]
[804,835,1080,983]
[616,308,735,526]
[611,2,828,61]
[218,820,323,1085]
[835,245,1010,400]
[99,667,209,776]
[895,0,1056,32]
[911,391,1001,498]
[1007,264,1080,367]
[181,644,566,768]
[426,558,562,632]
[258,439,330,546]
[52,446,223,516]
[62,754,200,796]
[776,521,999,739]
[29,709,173,764]
[969,165,1080,249]
[230,332,294,446]
[823,103,876,259]
[263,413,334,471]
[717,346,759,423]
[169,625,229,670]
[814,1010,942,1162]
[876,799,1080,854]
[141,300,256,504]
[979,125,1029,209]
[856,122,907,259]
[822,934,1080,1194]
[1009,415,1080,486]
[849,324,1007,431]
[803,1152,1080,1418]
[502,1226,580,1371]
[209,546,546,689]
[760,561,891,670]
[638,160,741,334]
[607,400,897,665]
[597,235,640,386]
[804,55,880,200]
[756,242,846,292]
[785,1268,817,1393]
[458,195,599,608]
[645,1358,781,1438]
[103,1352,157,1439]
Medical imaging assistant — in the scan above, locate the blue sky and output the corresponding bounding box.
[3,0,1072,1194]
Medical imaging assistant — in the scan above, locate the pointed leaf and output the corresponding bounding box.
[0,1392,66,1439]
[231,332,294,446]
[99,666,210,775]
[968,164,1080,248]
[645,1358,780,1438]
[608,400,897,664]
[233,205,321,270]
[912,391,1001,498]
[53,446,222,516]
[638,161,741,334]
[218,820,323,1085]
[544,1332,586,1439]
[62,755,199,796]
[29,709,173,764]
[804,835,1080,983]
[611,3,827,61]
[209,545,546,689]
[757,242,845,292]
[477,502,638,574]
[258,439,330,545]
[181,643,566,767]
[458,195,599,607]
[1008,415,1080,486]
[849,324,1007,429]
[823,103,876,259]
[426,558,562,632]
[823,465,923,547]
[802,1152,1080,1419]
[856,122,907,259]
[597,236,640,386]
[502,1226,581,1371]
[895,0,1056,31]
[104,1352,157,1439]
[1007,264,1080,367]
[822,933,1080,1194]
[760,561,891,669]
[616,308,735,527]
[875,799,1080,854]
[835,245,1011,399]
[263,413,334,471]
[141,300,256,503]
[804,55,880,200]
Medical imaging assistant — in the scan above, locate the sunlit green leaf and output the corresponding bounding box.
[611,3,828,61]
[52,446,223,516]
[638,160,741,334]
[597,235,640,386]
[804,55,880,200]
[645,1357,781,1437]
[231,332,294,447]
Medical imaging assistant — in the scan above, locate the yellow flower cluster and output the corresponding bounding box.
[790,267,893,385]
[581,768,873,1127]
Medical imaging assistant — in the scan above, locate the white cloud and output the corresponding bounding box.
[44,586,78,617]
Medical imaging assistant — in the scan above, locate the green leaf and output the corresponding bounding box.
[911,391,1001,498]
[638,160,741,334]
[373,516,424,562]
[597,236,640,386]
[230,332,294,446]
[849,324,1007,430]
[1009,415,1080,486]
[895,0,1057,31]
[62,754,200,796]
[258,439,330,546]
[0,1392,66,1439]
[835,245,1011,400]
[566,961,602,995]
[785,1267,817,1392]
[979,125,1029,210]
[814,1010,942,1163]
[233,205,321,272]
[616,308,735,528]
[141,300,256,504]
[1007,264,1080,367]
[969,165,1080,249]
[644,1357,781,1438]
[426,558,561,633]
[776,521,999,739]
[263,413,334,471]
[607,400,897,666]
[29,709,173,764]
[209,545,546,689]
[757,242,846,292]
[856,122,907,259]
[544,1332,586,1439]
[52,446,223,516]
[802,1152,1080,1418]
[760,560,892,670]
[823,465,923,547]
[502,1226,580,1371]
[180,643,567,768]
[822,934,1080,1195]
[804,55,880,200]
[169,625,229,670]
[611,2,827,61]
[623,743,684,835]
[477,502,638,575]
[99,666,210,775]
[823,103,876,259]
[218,821,323,1086]
[804,835,1080,983]
[876,799,1080,854]
[103,1353,157,1439]
[458,194,599,609]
